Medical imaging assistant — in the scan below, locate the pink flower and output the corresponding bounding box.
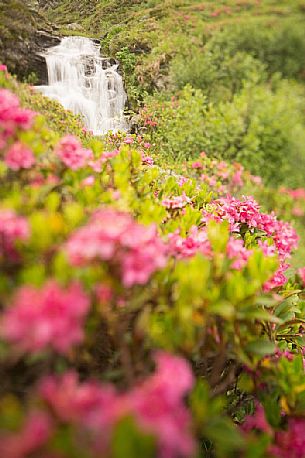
[56,135,93,170]
[142,154,154,166]
[101,149,119,162]
[0,411,52,458]
[1,281,90,354]
[263,262,289,291]
[39,352,195,458]
[191,161,202,169]
[250,175,263,186]
[298,267,305,286]
[124,137,134,144]
[231,170,244,188]
[227,237,252,269]
[129,352,195,458]
[4,142,35,170]
[270,417,305,458]
[167,226,211,259]
[96,284,113,304]
[162,192,192,210]
[0,209,30,241]
[292,206,304,217]
[0,89,35,132]
[241,402,272,435]
[203,195,298,263]
[177,176,188,187]
[0,64,7,72]
[65,208,167,287]
[40,372,117,430]
[81,175,95,187]
[143,142,151,149]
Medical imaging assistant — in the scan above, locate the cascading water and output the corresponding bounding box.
[36,36,127,135]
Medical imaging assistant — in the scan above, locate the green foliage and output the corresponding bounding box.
[205,21,305,81]
[170,47,267,102]
[143,81,305,187]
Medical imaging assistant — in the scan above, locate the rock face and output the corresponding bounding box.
[0,0,60,83]
[32,30,61,84]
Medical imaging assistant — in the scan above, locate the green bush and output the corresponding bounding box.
[143,81,305,187]
[170,48,267,101]
[203,21,305,81]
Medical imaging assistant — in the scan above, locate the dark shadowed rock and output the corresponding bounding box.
[0,0,60,84]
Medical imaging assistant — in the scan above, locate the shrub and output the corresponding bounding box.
[141,81,305,187]
[1,68,305,457]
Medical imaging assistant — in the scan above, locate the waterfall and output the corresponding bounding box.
[36,36,127,135]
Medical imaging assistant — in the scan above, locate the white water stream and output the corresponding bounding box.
[36,36,127,135]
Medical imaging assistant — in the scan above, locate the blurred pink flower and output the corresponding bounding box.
[56,135,93,170]
[162,192,192,210]
[298,267,305,286]
[39,351,195,458]
[5,142,35,170]
[0,411,52,458]
[1,281,90,354]
[66,208,167,287]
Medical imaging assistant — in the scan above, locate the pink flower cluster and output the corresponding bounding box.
[298,267,305,287]
[4,141,35,170]
[142,153,154,166]
[270,418,305,458]
[0,209,30,242]
[168,226,251,270]
[66,208,167,287]
[0,89,35,149]
[1,281,89,354]
[280,187,305,201]
[88,149,119,172]
[39,352,195,458]
[202,195,299,288]
[209,196,298,256]
[0,209,30,259]
[190,155,263,196]
[162,192,192,210]
[0,411,52,458]
[227,237,252,270]
[242,402,305,458]
[241,402,272,435]
[55,135,93,170]
[167,226,211,259]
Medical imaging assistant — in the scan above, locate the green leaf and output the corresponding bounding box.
[245,339,276,356]
[112,416,156,458]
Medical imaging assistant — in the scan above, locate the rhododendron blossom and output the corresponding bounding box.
[0,209,30,259]
[39,352,195,458]
[4,141,35,170]
[55,135,93,170]
[1,281,89,354]
[167,226,212,259]
[162,192,192,210]
[142,153,154,166]
[0,209,30,242]
[241,402,272,435]
[227,237,252,270]
[270,417,305,458]
[203,196,298,260]
[66,208,167,287]
[298,267,305,286]
[0,411,52,458]
[0,89,35,133]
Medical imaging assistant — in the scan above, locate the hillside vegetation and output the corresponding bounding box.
[1,2,305,458]
[40,0,305,188]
